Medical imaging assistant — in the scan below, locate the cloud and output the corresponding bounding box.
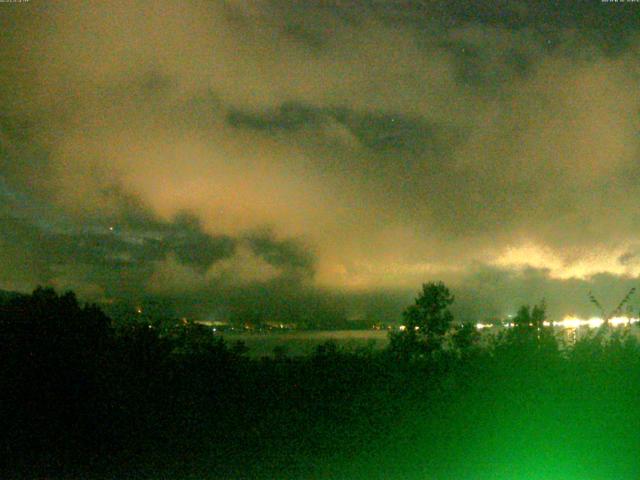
[453,264,640,322]
[0,1,639,321]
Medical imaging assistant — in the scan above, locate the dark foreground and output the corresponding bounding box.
[2,289,640,480]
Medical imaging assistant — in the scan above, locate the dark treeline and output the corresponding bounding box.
[2,284,640,479]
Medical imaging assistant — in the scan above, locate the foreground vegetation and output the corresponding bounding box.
[2,286,640,479]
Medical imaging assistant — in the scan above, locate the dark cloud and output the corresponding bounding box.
[246,228,315,278]
[295,1,639,45]
[165,213,236,272]
[227,103,453,155]
[619,249,640,267]
[0,193,315,307]
[227,103,322,132]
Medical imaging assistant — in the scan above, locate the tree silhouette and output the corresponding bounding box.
[452,321,480,356]
[503,301,557,356]
[390,282,454,358]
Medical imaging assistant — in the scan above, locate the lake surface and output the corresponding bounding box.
[216,329,390,357]
[217,325,640,357]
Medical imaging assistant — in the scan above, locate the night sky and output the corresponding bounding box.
[1,1,640,322]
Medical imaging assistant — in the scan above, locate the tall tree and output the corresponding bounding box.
[390,282,454,358]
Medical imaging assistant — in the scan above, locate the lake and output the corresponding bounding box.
[215,329,390,357]
[216,324,640,357]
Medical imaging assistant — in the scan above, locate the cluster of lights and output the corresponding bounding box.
[475,323,494,330]
[552,315,639,329]
[474,316,640,330]
[398,325,421,332]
